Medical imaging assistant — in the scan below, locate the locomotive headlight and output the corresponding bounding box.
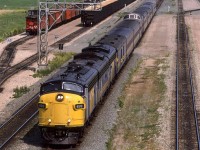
[75,104,84,109]
[56,94,64,102]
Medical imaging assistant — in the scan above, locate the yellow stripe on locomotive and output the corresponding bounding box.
[38,92,86,127]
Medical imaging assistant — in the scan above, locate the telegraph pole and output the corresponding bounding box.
[38,0,102,66]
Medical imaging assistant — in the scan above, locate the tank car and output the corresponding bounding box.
[38,0,159,145]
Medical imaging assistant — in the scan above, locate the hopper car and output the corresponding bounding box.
[38,0,161,145]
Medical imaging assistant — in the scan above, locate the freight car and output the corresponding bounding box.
[26,9,80,35]
[38,0,160,145]
[81,0,136,26]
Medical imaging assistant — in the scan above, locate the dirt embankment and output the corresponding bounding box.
[0,10,13,15]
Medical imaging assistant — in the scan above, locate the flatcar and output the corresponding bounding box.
[26,9,80,35]
[38,0,160,145]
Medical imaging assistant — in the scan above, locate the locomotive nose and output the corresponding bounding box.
[38,93,86,127]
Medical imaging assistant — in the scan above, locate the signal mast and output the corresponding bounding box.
[38,0,102,66]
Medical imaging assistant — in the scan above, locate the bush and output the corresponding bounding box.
[33,52,76,78]
[13,86,30,98]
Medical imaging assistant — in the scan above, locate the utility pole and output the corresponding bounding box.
[38,0,102,67]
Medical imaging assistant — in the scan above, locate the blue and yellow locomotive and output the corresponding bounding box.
[38,1,159,144]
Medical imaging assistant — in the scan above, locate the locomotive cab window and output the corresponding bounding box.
[41,81,62,94]
[27,10,37,16]
[62,82,83,93]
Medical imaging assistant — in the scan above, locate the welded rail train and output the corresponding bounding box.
[81,0,136,26]
[38,0,160,145]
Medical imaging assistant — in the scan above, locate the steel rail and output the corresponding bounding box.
[0,111,38,149]
[0,94,39,149]
[0,1,165,148]
[0,53,38,86]
[176,0,200,149]
[176,6,180,150]
[0,36,33,71]
[0,26,91,88]
[185,25,200,149]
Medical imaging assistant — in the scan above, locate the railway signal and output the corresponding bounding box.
[38,0,102,67]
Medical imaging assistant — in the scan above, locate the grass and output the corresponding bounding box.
[33,52,75,78]
[107,58,168,150]
[0,0,85,9]
[13,86,30,98]
[0,0,37,9]
[117,60,142,109]
[0,10,26,42]
[0,0,85,41]
[106,60,142,150]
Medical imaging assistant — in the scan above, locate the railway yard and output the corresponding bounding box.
[0,0,200,149]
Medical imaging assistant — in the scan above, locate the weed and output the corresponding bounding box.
[117,60,142,108]
[118,96,124,108]
[107,58,168,149]
[33,52,75,78]
[106,125,117,150]
[13,86,30,98]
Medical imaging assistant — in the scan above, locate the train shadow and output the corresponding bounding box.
[22,123,46,148]
[22,123,78,149]
[75,23,83,27]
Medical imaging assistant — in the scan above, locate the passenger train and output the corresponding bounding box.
[38,0,161,145]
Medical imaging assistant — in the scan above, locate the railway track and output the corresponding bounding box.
[0,24,92,149]
[51,27,90,48]
[0,27,91,148]
[0,1,162,148]
[0,53,38,86]
[0,94,39,149]
[176,0,200,149]
[0,36,33,73]
[0,26,91,88]
[0,0,141,88]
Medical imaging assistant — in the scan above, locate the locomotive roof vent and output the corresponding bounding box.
[110,42,115,44]
[79,68,89,75]
[76,73,81,80]
[60,73,69,79]
[67,62,82,72]
[87,61,94,66]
